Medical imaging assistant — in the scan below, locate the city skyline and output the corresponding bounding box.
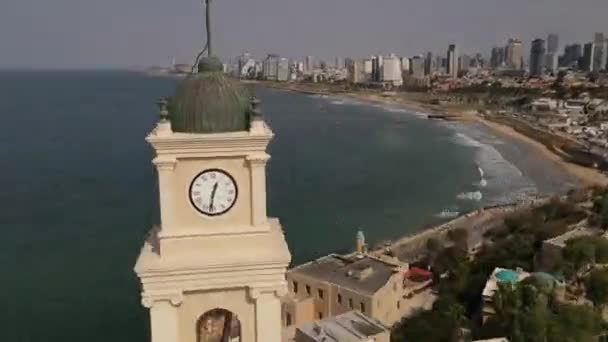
[3,0,608,69]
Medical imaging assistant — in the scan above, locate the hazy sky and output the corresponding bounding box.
[2,0,608,69]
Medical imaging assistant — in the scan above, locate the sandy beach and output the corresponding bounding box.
[259,82,608,188]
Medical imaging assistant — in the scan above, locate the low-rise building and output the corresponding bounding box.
[295,311,390,342]
[282,236,436,334]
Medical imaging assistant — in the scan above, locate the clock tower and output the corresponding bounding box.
[134,57,291,342]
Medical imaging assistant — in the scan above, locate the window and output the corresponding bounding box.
[293,281,298,294]
[360,302,366,313]
[397,301,400,309]
[337,294,342,304]
[393,282,397,291]
[286,313,292,327]
[349,298,353,309]
[306,285,311,295]
[318,289,324,299]
[318,312,323,319]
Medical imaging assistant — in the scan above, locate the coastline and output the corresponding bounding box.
[255,81,608,188]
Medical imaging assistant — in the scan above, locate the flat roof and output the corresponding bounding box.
[290,253,401,295]
[297,310,388,342]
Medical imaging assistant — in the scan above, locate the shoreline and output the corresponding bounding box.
[256,81,608,188]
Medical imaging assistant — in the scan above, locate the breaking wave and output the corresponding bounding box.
[457,191,483,201]
[436,209,460,219]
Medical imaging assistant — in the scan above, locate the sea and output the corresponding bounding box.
[0,71,577,341]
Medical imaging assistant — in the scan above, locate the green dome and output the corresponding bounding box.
[169,57,251,133]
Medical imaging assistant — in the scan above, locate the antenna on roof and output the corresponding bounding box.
[191,0,214,73]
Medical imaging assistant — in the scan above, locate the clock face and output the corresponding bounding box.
[189,169,238,216]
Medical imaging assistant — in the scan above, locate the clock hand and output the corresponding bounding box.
[209,182,219,211]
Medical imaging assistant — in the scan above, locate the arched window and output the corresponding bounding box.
[197,308,241,342]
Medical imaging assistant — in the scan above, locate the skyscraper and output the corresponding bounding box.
[409,56,425,78]
[593,33,607,71]
[529,39,546,76]
[424,52,434,76]
[547,34,559,54]
[447,44,458,78]
[490,47,501,68]
[506,38,523,70]
[560,44,582,69]
[304,56,314,74]
[458,54,471,73]
[583,42,595,72]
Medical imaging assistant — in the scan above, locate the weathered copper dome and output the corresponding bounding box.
[169,56,251,133]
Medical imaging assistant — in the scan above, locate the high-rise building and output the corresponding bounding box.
[490,47,501,68]
[424,52,434,75]
[304,56,314,74]
[447,44,458,78]
[547,34,559,54]
[582,42,595,71]
[506,38,524,70]
[529,39,546,76]
[401,57,410,72]
[458,54,471,73]
[363,59,373,75]
[593,33,607,71]
[348,59,369,84]
[545,53,558,74]
[382,54,403,87]
[335,57,344,69]
[436,55,445,74]
[409,56,425,78]
[371,55,384,82]
[560,44,582,69]
[277,58,289,81]
[263,54,280,80]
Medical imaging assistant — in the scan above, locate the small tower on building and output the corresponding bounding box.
[134,2,291,341]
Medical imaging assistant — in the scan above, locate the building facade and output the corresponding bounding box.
[506,38,523,70]
[282,246,434,331]
[447,44,458,78]
[593,33,606,72]
[583,42,595,72]
[382,54,403,87]
[530,39,546,76]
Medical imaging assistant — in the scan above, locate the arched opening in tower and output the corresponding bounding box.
[196,308,241,342]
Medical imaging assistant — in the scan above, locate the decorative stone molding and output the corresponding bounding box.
[141,291,184,308]
[248,284,288,301]
[152,156,177,171]
[246,153,271,166]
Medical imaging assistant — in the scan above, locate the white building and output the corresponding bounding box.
[382,54,403,87]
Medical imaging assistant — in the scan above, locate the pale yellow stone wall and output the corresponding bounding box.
[177,288,256,341]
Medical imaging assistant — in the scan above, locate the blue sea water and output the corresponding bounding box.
[0,71,576,341]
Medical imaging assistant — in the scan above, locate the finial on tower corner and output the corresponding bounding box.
[250,96,262,118]
[157,97,169,121]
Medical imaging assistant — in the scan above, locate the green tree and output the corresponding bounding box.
[563,238,596,274]
[586,268,608,309]
[448,228,469,252]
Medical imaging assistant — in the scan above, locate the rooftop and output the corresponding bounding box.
[296,310,389,342]
[290,253,404,295]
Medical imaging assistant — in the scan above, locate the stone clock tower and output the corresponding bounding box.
[134,57,291,342]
